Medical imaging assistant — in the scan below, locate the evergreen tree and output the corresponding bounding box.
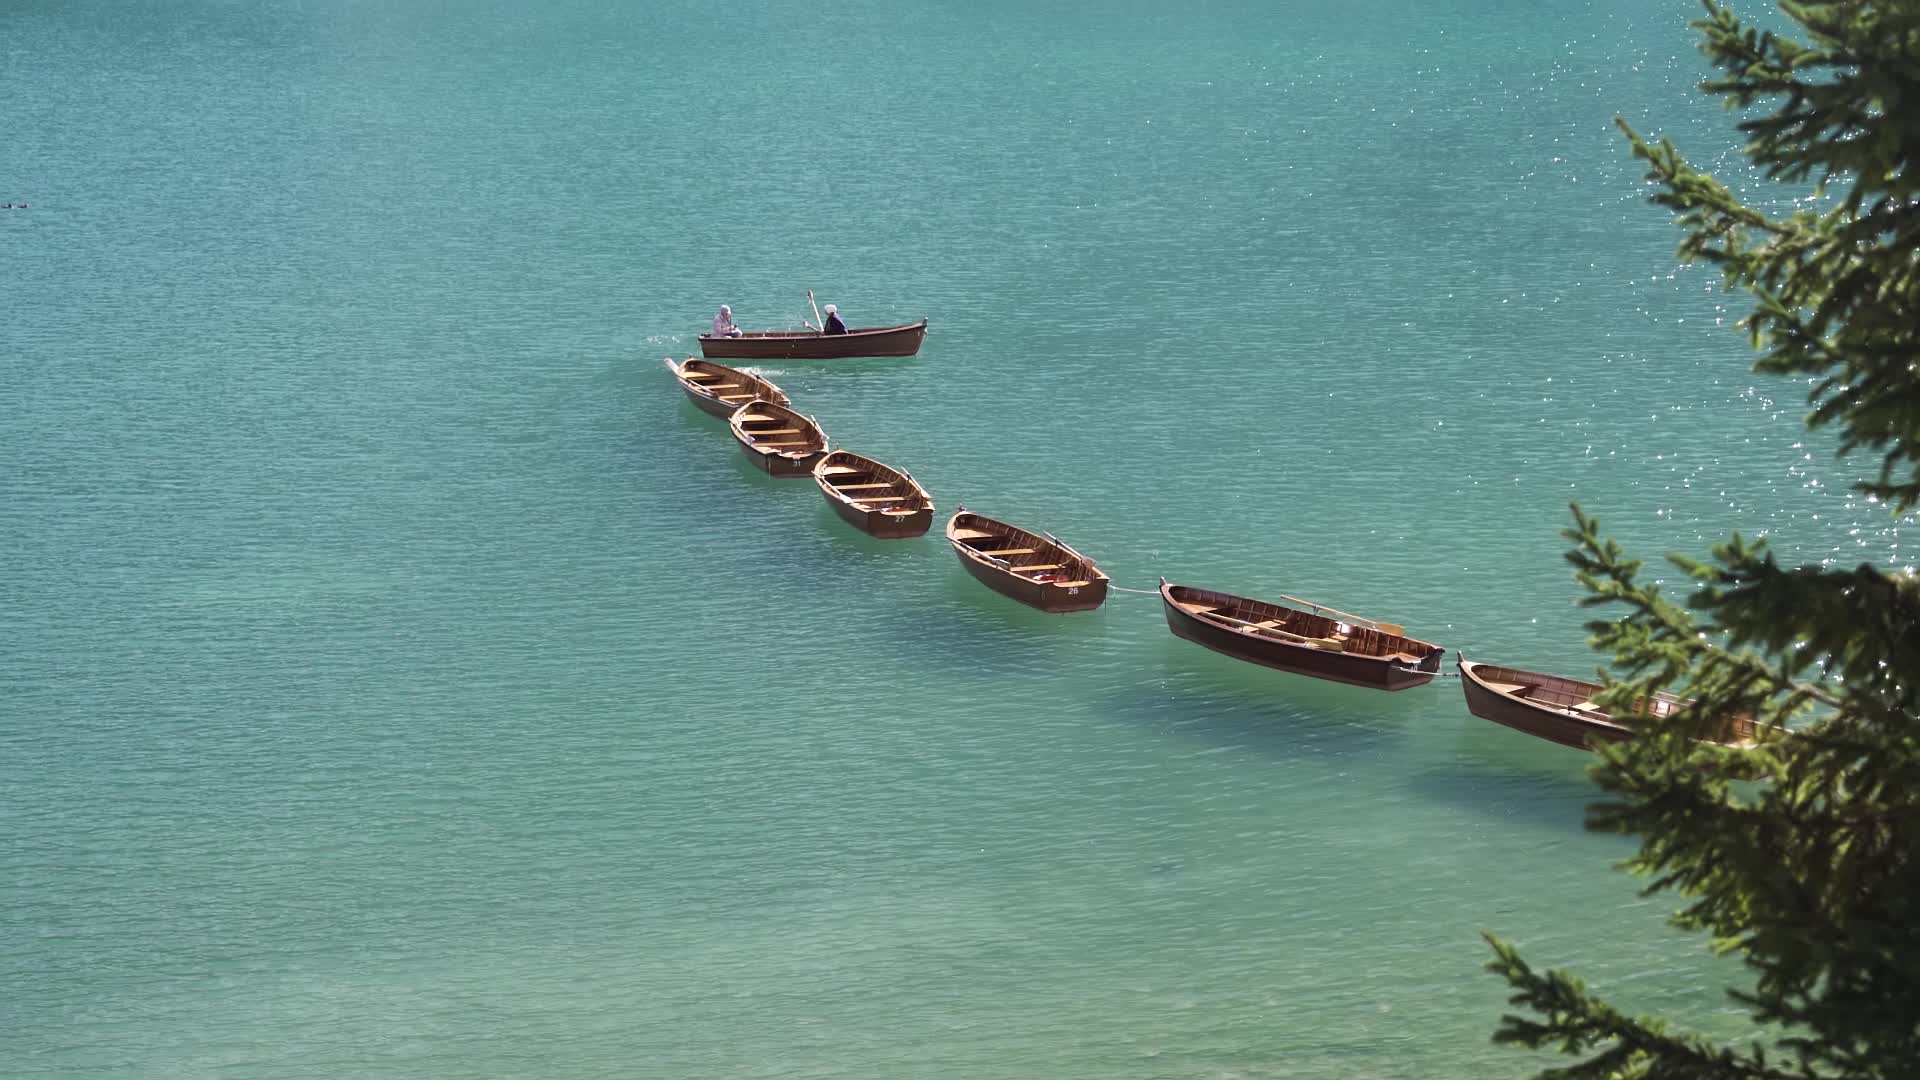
[1482,1,1920,1077]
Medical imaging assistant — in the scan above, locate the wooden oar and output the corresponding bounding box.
[807,290,823,332]
[1197,609,1346,650]
[1042,531,1096,569]
[1276,594,1404,636]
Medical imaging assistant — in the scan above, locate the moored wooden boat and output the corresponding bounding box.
[665,357,789,418]
[727,399,828,477]
[699,320,928,361]
[946,509,1108,612]
[1456,657,1758,749]
[1159,580,1444,691]
[812,451,933,538]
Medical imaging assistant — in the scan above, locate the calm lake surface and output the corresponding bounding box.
[3,1,1903,1076]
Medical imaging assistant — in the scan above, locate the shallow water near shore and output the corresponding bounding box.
[2,1,1903,1076]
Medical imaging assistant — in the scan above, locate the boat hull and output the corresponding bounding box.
[955,551,1107,612]
[1160,587,1439,691]
[1458,669,1623,748]
[699,321,928,360]
[1453,659,1761,750]
[687,390,739,419]
[827,495,932,538]
[742,444,824,477]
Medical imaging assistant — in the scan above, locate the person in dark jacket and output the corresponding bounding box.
[820,303,848,335]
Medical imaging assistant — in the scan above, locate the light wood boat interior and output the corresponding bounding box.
[951,517,1094,588]
[1173,591,1433,661]
[680,360,784,406]
[1469,663,1752,741]
[733,406,822,452]
[817,455,929,516]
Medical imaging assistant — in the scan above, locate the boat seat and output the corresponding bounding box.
[980,547,1036,556]
[1178,603,1219,615]
[832,482,894,491]
[951,528,994,540]
[749,427,801,435]
[705,382,742,389]
[757,439,814,447]
[734,413,778,423]
[1012,563,1065,574]
[716,393,753,402]
[682,371,719,380]
[1483,681,1531,695]
[820,465,860,476]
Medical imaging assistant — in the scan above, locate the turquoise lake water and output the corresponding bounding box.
[4,1,1907,1076]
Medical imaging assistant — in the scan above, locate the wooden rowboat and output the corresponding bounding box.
[728,399,828,477]
[666,357,789,419]
[1457,658,1758,749]
[698,320,928,361]
[1159,580,1444,691]
[813,451,934,538]
[946,509,1108,612]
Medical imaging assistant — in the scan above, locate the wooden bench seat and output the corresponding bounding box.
[716,393,753,402]
[831,482,894,491]
[682,371,720,380]
[980,547,1036,557]
[820,465,860,476]
[1012,563,1065,574]
[951,528,994,540]
[734,413,778,423]
[748,427,801,435]
[756,439,815,447]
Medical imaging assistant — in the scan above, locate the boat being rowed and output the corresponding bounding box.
[699,320,928,361]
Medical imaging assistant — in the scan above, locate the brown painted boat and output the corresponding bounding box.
[1159,580,1444,691]
[699,320,928,361]
[946,509,1108,612]
[812,451,933,538]
[665,357,789,419]
[727,399,828,477]
[1457,658,1758,749]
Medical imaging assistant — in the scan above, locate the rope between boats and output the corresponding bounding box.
[1109,585,1160,596]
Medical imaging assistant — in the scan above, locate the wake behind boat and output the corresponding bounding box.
[1159,580,1444,691]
